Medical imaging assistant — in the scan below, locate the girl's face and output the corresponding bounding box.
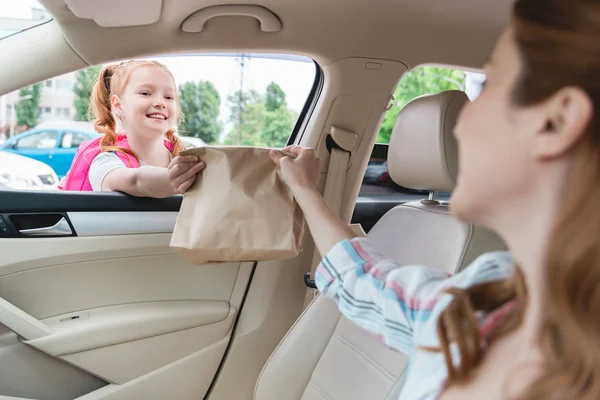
[111,65,178,140]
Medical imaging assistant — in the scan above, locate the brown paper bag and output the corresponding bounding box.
[170,146,305,264]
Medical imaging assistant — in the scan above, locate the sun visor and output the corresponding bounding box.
[64,0,163,27]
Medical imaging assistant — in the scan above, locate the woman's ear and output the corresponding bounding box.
[534,87,593,160]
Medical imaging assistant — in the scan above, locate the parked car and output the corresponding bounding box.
[363,159,430,195]
[363,159,388,184]
[1,128,99,178]
[35,120,95,132]
[180,136,206,148]
[0,150,59,190]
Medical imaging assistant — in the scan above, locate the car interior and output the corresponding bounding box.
[0,0,512,399]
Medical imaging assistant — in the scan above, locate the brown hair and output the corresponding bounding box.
[434,0,600,398]
[90,60,184,161]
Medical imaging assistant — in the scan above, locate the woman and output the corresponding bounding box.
[270,0,600,398]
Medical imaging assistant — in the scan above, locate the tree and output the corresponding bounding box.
[73,65,103,121]
[377,67,466,144]
[224,82,298,147]
[178,81,222,144]
[261,106,297,148]
[225,89,262,145]
[15,83,42,128]
[265,82,286,111]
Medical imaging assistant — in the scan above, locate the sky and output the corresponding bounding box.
[0,0,317,132]
[0,0,43,19]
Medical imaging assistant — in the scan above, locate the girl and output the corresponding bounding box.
[270,0,600,398]
[60,60,204,197]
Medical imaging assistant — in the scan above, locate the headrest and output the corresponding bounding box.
[388,90,468,192]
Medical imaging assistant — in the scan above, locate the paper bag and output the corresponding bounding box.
[170,146,305,264]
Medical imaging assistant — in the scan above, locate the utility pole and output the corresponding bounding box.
[235,53,248,145]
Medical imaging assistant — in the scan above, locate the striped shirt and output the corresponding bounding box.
[315,237,515,400]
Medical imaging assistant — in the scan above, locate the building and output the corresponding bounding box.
[0,6,78,139]
[2,73,77,126]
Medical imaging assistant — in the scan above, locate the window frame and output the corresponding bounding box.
[0,54,324,210]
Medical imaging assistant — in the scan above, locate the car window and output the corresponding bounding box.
[144,54,317,148]
[376,66,484,144]
[0,1,52,41]
[0,53,318,192]
[61,132,90,149]
[16,131,57,149]
[360,66,484,200]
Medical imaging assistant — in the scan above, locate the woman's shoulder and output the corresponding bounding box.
[436,251,515,293]
[413,251,515,347]
[463,251,514,282]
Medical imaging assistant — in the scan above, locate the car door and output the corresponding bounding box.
[0,48,321,400]
[6,130,60,169]
[54,131,97,178]
[0,191,252,400]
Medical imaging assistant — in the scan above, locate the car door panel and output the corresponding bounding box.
[0,191,254,400]
[0,325,107,400]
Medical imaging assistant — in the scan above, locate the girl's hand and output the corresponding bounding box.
[168,155,205,194]
[269,146,321,192]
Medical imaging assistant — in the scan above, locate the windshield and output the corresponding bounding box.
[0,0,52,41]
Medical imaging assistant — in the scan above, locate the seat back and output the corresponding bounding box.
[255,91,505,400]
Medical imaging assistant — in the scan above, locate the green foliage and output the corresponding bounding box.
[178,81,222,144]
[377,67,466,144]
[15,83,42,128]
[265,82,286,112]
[73,65,102,121]
[225,82,296,147]
[261,106,298,148]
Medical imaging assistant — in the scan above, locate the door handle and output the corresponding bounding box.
[19,217,72,236]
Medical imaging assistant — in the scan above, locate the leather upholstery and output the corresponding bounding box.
[255,90,504,400]
[388,90,467,192]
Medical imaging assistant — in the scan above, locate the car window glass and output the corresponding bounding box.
[16,131,57,149]
[0,53,318,193]
[61,132,89,148]
[360,65,484,200]
[0,1,52,41]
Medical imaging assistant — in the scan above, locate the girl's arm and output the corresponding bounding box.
[101,155,204,198]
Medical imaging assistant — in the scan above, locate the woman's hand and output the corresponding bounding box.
[269,146,321,193]
[270,145,354,257]
[168,155,205,194]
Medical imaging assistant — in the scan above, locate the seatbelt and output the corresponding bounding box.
[303,127,357,308]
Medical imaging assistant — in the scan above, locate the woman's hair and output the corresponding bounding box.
[90,60,184,160]
[434,0,600,398]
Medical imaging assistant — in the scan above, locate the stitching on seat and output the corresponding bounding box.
[333,331,396,380]
[307,380,335,400]
[299,305,344,399]
[440,92,461,186]
[382,362,410,400]
[456,223,474,272]
[255,294,339,400]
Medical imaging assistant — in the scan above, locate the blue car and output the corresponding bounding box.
[1,128,99,178]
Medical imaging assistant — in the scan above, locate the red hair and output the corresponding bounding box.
[90,60,184,160]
